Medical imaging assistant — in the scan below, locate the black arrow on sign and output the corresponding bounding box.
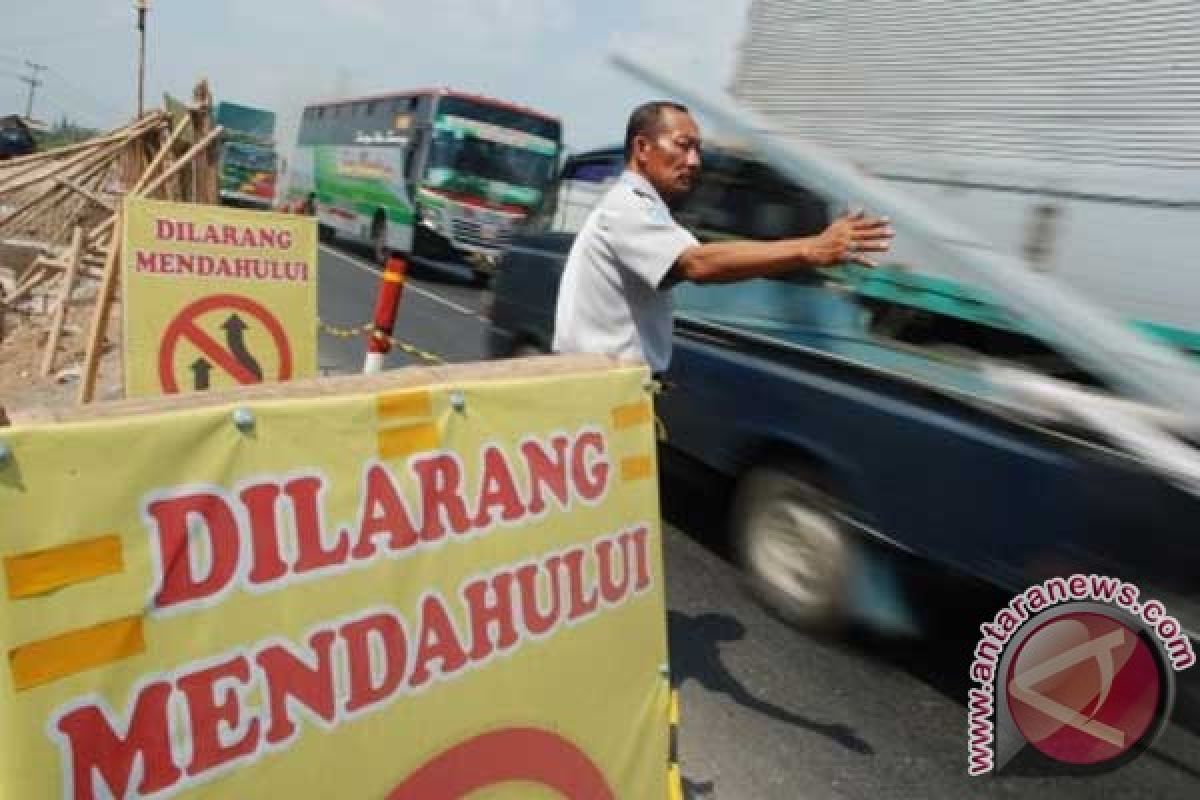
[221,314,264,381]
[191,357,212,391]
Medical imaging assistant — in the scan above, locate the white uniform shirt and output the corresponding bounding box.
[553,171,698,373]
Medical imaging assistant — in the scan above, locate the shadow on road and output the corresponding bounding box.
[657,445,1200,778]
[682,776,716,799]
[668,610,875,756]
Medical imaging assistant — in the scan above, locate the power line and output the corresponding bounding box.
[37,91,106,127]
[46,66,124,118]
[19,60,47,119]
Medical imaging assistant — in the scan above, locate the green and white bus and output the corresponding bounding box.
[283,88,562,280]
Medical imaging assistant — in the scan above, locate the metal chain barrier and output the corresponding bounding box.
[317,318,445,366]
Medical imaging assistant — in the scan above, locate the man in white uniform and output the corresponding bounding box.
[554,101,893,373]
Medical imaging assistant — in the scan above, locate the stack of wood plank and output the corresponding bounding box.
[0,80,224,404]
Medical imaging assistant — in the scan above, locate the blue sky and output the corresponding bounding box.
[1,0,751,153]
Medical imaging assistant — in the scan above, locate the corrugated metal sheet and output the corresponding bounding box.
[732,0,1200,170]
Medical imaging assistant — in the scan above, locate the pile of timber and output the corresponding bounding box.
[0,80,223,404]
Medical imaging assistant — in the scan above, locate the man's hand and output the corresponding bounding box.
[809,210,894,268]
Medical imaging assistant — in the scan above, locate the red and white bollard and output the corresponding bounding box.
[363,254,407,374]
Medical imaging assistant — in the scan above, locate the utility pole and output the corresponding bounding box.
[20,61,47,121]
[135,0,150,117]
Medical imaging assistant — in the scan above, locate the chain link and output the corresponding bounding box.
[317,319,445,365]
[317,320,372,339]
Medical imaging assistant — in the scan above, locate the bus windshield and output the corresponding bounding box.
[425,97,561,208]
[426,131,556,203]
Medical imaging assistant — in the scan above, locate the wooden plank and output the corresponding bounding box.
[77,211,123,405]
[40,226,85,377]
[9,354,628,425]
[53,177,115,213]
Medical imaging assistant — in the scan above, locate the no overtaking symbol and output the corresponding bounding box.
[158,294,293,393]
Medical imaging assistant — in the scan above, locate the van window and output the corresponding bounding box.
[676,158,829,242]
[545,156,624,233]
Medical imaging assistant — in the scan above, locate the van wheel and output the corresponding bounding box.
[732,463,854,629]
[513,341,546,358]
[371,214,388,265]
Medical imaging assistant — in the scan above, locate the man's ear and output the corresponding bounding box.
[632,134,649,163]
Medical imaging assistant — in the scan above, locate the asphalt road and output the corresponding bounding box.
[317,242,1200,800]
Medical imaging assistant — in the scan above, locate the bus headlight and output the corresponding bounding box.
[417,206,446,233]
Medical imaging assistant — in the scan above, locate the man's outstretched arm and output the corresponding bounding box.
[671,211,893,285]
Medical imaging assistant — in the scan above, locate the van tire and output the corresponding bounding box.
[513,341,546,357]
[732,462,855,630]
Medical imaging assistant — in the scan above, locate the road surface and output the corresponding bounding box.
[317,242,1200,799]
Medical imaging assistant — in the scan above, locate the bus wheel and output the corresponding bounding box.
[371,214,388,265]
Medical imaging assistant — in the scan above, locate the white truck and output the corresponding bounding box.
[730,0,1200,351]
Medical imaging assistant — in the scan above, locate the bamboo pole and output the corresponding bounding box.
[0,123,154,193]
[2,258,54,307]
[80,119,192,246]
[0,138,128,231]
[40,226,84,377]
[129,114,192,196]
[78,211,123,404]
[137,125,223,200]
[54,176,115,213]
[0,112,165,171]
[0,116,162,197]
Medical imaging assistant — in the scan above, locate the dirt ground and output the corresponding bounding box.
[0,291,123,419]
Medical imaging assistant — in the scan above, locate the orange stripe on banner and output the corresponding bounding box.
[378,422,440,460]
[10,616,145,691]
[5,535,124,599]
[611,401,653,430]
[377,390,433,421]
[621,455,654,482]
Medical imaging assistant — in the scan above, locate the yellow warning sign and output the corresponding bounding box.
[121,197,318,397]
[0,362,669,799]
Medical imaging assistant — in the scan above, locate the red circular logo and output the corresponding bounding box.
[387,727,614,799]
[1006,612,1163,766]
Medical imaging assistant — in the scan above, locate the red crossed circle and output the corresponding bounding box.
[387,727,615,799]
[158,293,293,393]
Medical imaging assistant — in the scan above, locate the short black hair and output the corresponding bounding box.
[624,101,690,162]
